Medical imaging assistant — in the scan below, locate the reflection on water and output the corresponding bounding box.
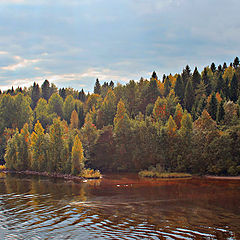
[0,173,240,239]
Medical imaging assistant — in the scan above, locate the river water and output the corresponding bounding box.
[0,173,239,240]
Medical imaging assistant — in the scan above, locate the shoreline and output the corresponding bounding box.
[1,169,240,181]
[204,175,240,180]
[0,169,101,181]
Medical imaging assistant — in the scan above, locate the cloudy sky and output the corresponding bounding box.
[0,0,239,92]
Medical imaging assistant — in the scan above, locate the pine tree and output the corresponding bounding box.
[31,82,41,109]
[215,74,224,93]
[210,63,216,73]
[208,93,218,120]
[216,100,225,123]
[164,76,171,97]
[59,88,67,100]
[230,74,238,102]
[202,68,212,95]
[192,67,201,90]
[41,80,51,101]
[184,80,194,112]
[151,71,158,80]
[71,135,84,175]
[174,75,184,103]
[233,57,239,69]
[78,89,86,102]
[94,78,101,94]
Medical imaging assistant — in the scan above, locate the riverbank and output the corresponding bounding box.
[205,175,240,180]
[0,169,101,181]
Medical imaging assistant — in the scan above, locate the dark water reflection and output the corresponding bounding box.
[0,172,240,239]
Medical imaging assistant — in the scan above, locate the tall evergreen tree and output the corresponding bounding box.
[202,68,212,95]
[208,93,218,120]
[78,89,86,102]
[151,71,158,80]
[184,80,194,112]
[164,76,171,97]
[192,67,201,90]
[215,74,224,93]
[233,57,239,69]
[210,63,216,73]
[59,88,67,100]
[216,100,225,123]
[31,82,41,109]
[41,80,51,101]
[230,74,238,102]
[174,75,184,103]
[94,78,101,94]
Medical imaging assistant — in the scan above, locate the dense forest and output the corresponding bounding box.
[1,57,240,176]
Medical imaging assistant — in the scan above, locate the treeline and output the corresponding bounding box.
[1,57,240,176]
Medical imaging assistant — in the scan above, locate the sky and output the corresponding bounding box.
[0,0,239,92]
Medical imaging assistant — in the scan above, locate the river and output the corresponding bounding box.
[0,173,239,239]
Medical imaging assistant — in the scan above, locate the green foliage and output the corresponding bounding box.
[48,93,63,118]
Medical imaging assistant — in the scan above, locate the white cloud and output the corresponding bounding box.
[0,51,9,55]
[1,56,41,71]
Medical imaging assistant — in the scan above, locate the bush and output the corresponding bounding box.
[80,168,101,179]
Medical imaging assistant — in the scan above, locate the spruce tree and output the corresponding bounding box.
[94,78,101,94]
[184,80,194,112]
[215,74,224,93]
[202,68,212,95]
[78,89,86,102]
[216,100,225,123]
[41,80,51,101]
[208,93,218,120]
[233,57,239,69]
[192,67,201,90]
[210,63,216,73]
[31,82,41,109]
[174,75,184,103]
[230,74,238,102]
[164,76,171,97]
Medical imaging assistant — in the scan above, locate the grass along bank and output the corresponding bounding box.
[139,170,192,178]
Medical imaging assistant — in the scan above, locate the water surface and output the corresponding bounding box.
[0,173,240,239]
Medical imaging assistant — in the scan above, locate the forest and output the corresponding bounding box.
[0,57,240,176]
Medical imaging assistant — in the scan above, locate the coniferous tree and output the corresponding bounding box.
[202,68,212,95]
[31,82,41,109]
[216,100,225,123]
[109,81,114,89]
[78,89,86,102]
[184,80,194,112]
[210,63,216,73]
[59,88,67,100]
[164,76,171,97]
[192,67,201,90]
[151,71,158,80]
[208,93,218,120]
[215,74,224,93]
[233,57,239,69]
[230,74,238,102]
[41,80,51,101]
[223,62,227,70]
[94,78,101,94]
[174,75,184,103]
